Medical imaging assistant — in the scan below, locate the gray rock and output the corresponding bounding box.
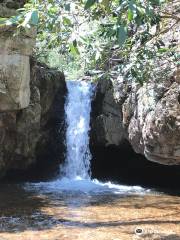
[0,0,26,17]
[0,26,36,111]
[0,1,67,179]
[91,67,180,165]
[91,77,125,146]
[0,60,67,178]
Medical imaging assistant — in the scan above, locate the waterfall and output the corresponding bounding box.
[25,80,145,195]
[62,80,93,180]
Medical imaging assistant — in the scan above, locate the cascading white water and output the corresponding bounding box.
[62,80,93,180]
[25,79,146,195]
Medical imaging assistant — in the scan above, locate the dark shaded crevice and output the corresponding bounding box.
[90,141,180,191]
[178,93,180,104]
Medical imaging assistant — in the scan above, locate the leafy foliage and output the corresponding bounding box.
[1,0,179,82]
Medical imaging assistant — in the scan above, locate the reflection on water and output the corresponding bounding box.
[0,181,180,240]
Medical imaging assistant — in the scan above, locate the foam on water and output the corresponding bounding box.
[25,80,149,195]
[25,177,148,195]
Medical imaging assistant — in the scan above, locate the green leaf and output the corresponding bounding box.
[65,3,71,11]
[128,1,137,21]
[137,6,145,14]
[9,16,20,25]
[102,0,110,11]
[129,1,136,13]
[2,15,22,26]
[69,42,80,55]
[158,47,169,53]
[0,17,8,25]
[30,10,38,25]
[48,7,58,14]
[128,9,133,21]
[117,25,127,47]
[63,17,71,25]
[84,0,96,10]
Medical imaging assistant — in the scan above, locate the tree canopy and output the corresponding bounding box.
[1,0,179,82]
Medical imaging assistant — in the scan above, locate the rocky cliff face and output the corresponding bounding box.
[91,5,180,166]
[0,26,36,111]
[0,59,66,178]
[0,4,67,178]
[91,68,180,166]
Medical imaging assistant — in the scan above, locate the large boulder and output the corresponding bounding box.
[0,60,67,178]
[91,67,180,165]
[0,0,35,111]
[128,75,180,165]
[0,2,67,179]
[91,4,180,166]
[91,77,125,146]
[0,26,36,111]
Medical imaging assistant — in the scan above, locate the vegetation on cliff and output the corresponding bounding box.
[1,0,179,81]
